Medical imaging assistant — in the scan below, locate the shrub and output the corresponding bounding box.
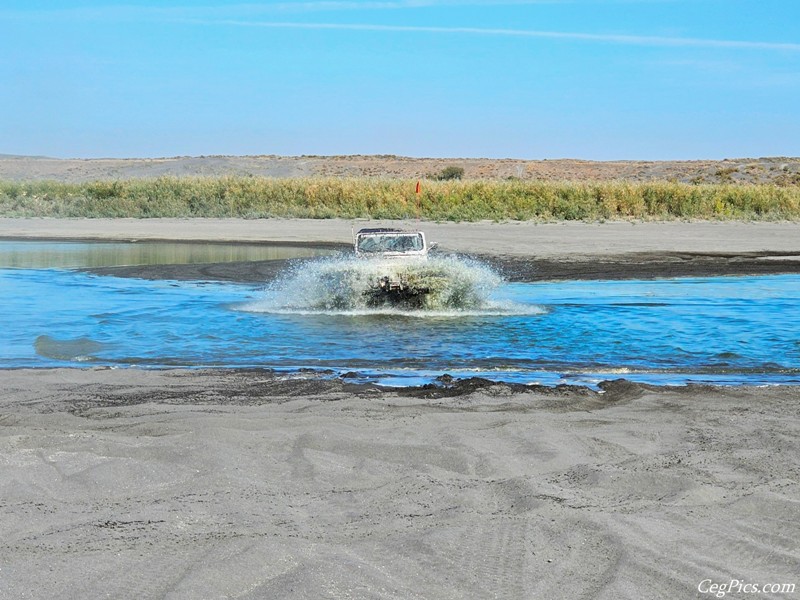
[434,166,465,181]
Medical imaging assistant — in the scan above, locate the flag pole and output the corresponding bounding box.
[415,180,421,224]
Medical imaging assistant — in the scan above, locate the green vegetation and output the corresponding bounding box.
[433,166,465,181]
[1,176,799,221]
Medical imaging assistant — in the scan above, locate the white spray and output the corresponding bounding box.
[245,254,507,314]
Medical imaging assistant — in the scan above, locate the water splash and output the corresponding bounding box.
[244,254,508,314]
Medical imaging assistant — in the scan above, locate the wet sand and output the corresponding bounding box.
[2,218,800,598]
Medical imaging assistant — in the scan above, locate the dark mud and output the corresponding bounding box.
[479,250,800,281]
[36,367,739,407]
[83,249,800,283]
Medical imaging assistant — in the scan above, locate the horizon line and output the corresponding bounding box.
[4,152,798,162]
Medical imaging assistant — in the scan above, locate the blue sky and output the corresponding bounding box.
[1,0,799,159]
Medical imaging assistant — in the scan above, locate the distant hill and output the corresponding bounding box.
[0,154,52,160]
[1,154,799,185]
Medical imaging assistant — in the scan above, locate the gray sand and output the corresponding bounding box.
[1,370,798,599]
[3,217,800,257]
[1,219,800,599]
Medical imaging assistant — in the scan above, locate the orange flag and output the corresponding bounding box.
[415,180,421,194]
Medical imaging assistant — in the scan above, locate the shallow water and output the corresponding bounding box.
[1,251,799,386]
[0,240,333,269]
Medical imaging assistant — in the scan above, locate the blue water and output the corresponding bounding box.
[0,240,334,268]
[2,265,799,387]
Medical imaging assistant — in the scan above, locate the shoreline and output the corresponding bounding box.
[5,365,794,395]
[3,217,800,281]
[4,217,800,256]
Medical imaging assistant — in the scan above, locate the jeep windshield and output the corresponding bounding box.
[356,233,424,254]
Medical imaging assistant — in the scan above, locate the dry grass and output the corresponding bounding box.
[1,176,798,221]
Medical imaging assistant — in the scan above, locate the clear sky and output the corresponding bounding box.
[1,0,799,160]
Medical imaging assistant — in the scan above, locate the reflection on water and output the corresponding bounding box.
[1,263,799,387]
[0,241,334,269]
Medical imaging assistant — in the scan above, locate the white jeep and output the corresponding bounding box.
[353,228,438,306]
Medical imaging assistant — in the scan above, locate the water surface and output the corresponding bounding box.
[1,251,798,386]
[0,240,334,269]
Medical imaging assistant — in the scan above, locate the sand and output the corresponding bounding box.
[1,370,798,599]
[1,218,800,599]
[4,217,800,257]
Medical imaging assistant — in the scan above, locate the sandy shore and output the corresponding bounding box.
[2,218,799,598]
[2,217,800,282]
[1,370,798,599]
[4,217,800,256]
